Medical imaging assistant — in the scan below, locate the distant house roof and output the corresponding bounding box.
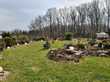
[96,32,109,39]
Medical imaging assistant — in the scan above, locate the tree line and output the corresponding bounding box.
[29,0,110,39]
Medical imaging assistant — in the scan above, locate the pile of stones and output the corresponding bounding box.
[47,44,110,62]
[88,50,110,57]
[48,45,85,63]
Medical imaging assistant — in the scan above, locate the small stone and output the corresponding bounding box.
[25,43,28,45]
[17,43,20,46]
[0,67,3,72]
[7,47,10,49]
[69,46,75,51]
[30,41,33,43]
[41,40,43,42]
[75,51,83,56]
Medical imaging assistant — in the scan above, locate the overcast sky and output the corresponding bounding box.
[0,0,92,31]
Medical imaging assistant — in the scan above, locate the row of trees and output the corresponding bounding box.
[29,0,110,39]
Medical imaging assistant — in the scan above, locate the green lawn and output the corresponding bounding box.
[0,40,110,82]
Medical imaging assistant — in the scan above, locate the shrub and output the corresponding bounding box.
[33,37,45,41]
[98,43,103,49]
[64,32,73,40]
[77,44,85,49]
[4,37,16,47]
[88,39,96,46]
[103,43,110,49]
[43,41,50,49]
[0,39,5,51]
[103,41,110,49]
[11,37,17,46]
[17,35,30,44]
[2,32,11,38]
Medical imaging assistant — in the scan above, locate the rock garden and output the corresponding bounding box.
[47,39,110,63]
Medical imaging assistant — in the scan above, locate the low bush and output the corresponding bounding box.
[33,37,45,41]
[0,39,5,51]
[98,43,103,49]
[17,35,30,44]
[43,41,50,49]
[77,44,85,49]
[103,44,110,49]
[11,37,17,46]
[2,32,11,38]
[64,32,73,40]
[4,37,16,47]
[88,39,96,46]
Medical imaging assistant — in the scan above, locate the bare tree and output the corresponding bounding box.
[76,4,87,36]
[29,0,108,39]
[70,8,77,33]
[104,0,110,32]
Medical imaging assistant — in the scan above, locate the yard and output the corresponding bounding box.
[0,40,110,82]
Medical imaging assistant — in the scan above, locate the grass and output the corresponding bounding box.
[0,40,110,82]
